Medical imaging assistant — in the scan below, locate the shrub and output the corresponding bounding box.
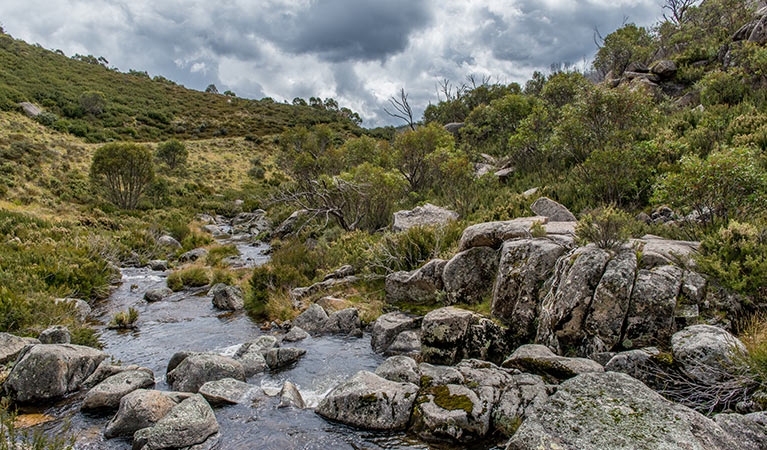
[108,307,139,329]
[156,139,188,169]
[167,267,210,291]
[697,71,747,106]
[90,142,155,209]
[367,222,464,274]
[246,265,272,318]
[575,205,632,250]
[211,268,236,286]
[593,23,654,76]
[79,90,106,115]
[206,245,239,266]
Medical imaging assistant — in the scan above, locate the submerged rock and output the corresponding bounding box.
[199,378,254,406]
[234,336,277,377]
[264,347,306,370]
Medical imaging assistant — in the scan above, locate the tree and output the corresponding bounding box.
[663,0,699,25]
[593,24,654,77]
[90,143,155,209]
[205,84,218,94]
[392,122,454,192]
[223,90,236,97]
[292,97,307,106]
[79,91,106,115]
[156,139,188,169]
[384,88,417,131]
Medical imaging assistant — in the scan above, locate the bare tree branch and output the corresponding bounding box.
[384,88,417,131]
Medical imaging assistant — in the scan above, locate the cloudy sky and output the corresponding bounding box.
[0,0,663,127]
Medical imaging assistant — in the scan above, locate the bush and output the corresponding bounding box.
[108,307,139,329]
[156,139,188,169]
[593,23,654,76]
[697,71,747,106]
[575,205,632,250]
[367,222,464,274]
[167,267,210,291]
[246,265,271,318]
[90,142,155,209]
[206,245,239,266]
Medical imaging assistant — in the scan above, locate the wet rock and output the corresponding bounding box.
[502,344,604,384]
[264,347,306,370]
[672,325,747,385]
[492,373,549,437]
[82,369,155,412]
[283,326,309,342]
[385,330,421,357]
[458,216,547,251]
[316,371,419,430]
[370,312,421,354]
[418,363,464,386]
[38,326,70,345]
[713,412,767,450]
[54,298,92,322]
[321,308,362,336]
[507,372,739,450]
[83,361,148,389]
[179,247,208,263]
[167,353,245,393]
[144,287,172,303]
[104,389,180,439]
[0,333,39,364]
[3,344,106,403]
[412,383,495,442]
[209,283,244,311]
[232,336,278,376]
[166,351,203,376]
[199,378,254,406]
[392,203,459,232]
[272,209,308,240]
[375,356,420,384]
[148,260,168,271]
[442,246,499,304]
[624,265,684,348]
[157,235,182,249]
[530,197,576,222]
[278,381,305,408]
[292,304,329,334]
[132,394,219,450]
[491,239,567,342]
[385,259,446,304]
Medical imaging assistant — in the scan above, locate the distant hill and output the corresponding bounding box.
[0,31,364,142]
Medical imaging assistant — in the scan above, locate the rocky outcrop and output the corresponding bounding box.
[624,265,684,348]
[385,330,421,357]
[81,369,155,412]
[633,235,700,268]
[290,275,363,303]
[19,102,42,117]
[385,259,446,304]
[492,373,549,437]
[671,325,748,385]
[502,344,604,383]
[442,247,499,304]
[392,204,459,232]
[713,412,767,450]
[458,216,547,251]
[316,371,419,430]
[144,287,172,303]
[3,344,106,403]
[132,394,219,450]
[0,333,39,364]
[530,197,576,222]
[650,59,677,79]
[421,307,509,365]
[375,355,420,384]
[104,389,182,439]
[167,353,245,393]
[198,378,254,406]
[370,312,422,354]
[209,283,244,311]
[412,382,495,442]
[507,372,739,449]
[323,265,355,281]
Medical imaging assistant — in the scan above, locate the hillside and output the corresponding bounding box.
[0,31,365,142]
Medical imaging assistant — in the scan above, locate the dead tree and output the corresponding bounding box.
[384,88,417,131]
[271,177,369,232]
[663,0,698,25]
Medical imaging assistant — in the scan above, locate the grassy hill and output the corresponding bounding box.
[0,31,365,142]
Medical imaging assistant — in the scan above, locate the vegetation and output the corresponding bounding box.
[108,307,139,330]
[575,206,632,250]
[90,143,155,209]
[156,139,188,169]
[0,398,75,450]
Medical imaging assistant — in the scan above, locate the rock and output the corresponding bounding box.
[375,356,420,384]
[442,246,499,304]
[671,325,747,385]
[83,361,146,389]
[492,373,549,436]
[634,236,700,268]
[18,102,42,117]
[624,265,684,348]
[38,326,70,344]
[167,353,245,393]
[444,122,465,136]
[370,312,421,354]
[650,59,678,78]
[81,369,155,412]
[315,296,352,312]
[623,71,661,83]
[321,308,361,336]
[202,224,224,236]
[54,298,92,322]
[144,287,172,303]
[530,197,576,222]
[626,61,649,73]
[264,347,306,370]
[522,187,539,197]
[421,307,508,365]
[316,371,419,430]
[292,304,328,335]
[475,163,495,178]
[278,381,305,408]
[158,235,182,249]
[199,378,254,406]
[713,412,767,450]
[392,203,459,233]
[0,333,39,365]
[272,209,308,240]
[385,330,421,357]
[148,260,168,271]
[179,248,208,263]
[233,337,277,377]
[506,372,739,450]
[290,275,363,303]
[283,326,309,342]
[419,362,464,385]
[166,351,203,376]
[104,389,179,439]
[2,344,106,403]
[385,259,446,304]
[604,348,662,388]
[491,239,567,343]
[323,265,355,281]
[494,167,515,181]
[208,283,244,311]
[502,344,603,383]
[681,270,708,303]
[412,383,495,442]
[458,216,548,251]
[132,394,219,450]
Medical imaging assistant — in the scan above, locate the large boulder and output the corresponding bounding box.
[370,312,421,354]
[624,265,684,348]
[264,347,306,370]
[132,394,219,450]
[507,372,739,449]
[209,283,244,311]
[81,369,155,412]
[491,239,567,343]
[198,378,254,406]
[18,102,42,117]
[530,197,576,222]
[650,59,678,79]
[713,412,767,450]
[38,326,71,345]
[412,383,495,442]
[492,373,549,437]
[392,204,459,232]
[167,353,245,393]
[179,247,208,263]
[502,344,604,384]
[292,303,329,335]
[458,216,547,251]
[0,333,39,364]
[321,308,362,336]
[421,307,508,365]
[374,355,420,384]
[634,236,700,268]
[104,389,181,439]
[3,344,106,403]
[442,246,499,304]
[316,371,419,430]
[385,330,421,357]
[671,325,748,385]
[385,259,446,304]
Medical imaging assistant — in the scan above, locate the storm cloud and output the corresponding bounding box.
[0,0,663,126]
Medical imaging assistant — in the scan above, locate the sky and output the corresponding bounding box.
[0,0,664,127]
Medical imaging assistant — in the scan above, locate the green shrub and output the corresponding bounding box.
[368,222,463,274]
[206,245,239,266]
[211,268,236,286]
[697,71,747,106]
[575,205,632,250]
[167,267,210,291]
[108,307,139,329]
[180,232,212,252]
[156,139,188,169]
[90,142,155,209]
[246,265,271,318]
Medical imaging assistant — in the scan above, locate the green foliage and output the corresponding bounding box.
[246,265,271,318]
[206,245,239,266]
[575,205,632,250]
[462,94,536,156]
[593,23,654,76]
[79,90,106,115]
[367,222,464,274]
[90,142,155,209]
[577,143,654,206]
[156,139,188,169]
[540,71,590,109]
[697,71,747,106]
[109,307,139,329]
[167,267,210,291]
[392,123,455,192]
[0,398,76,450]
